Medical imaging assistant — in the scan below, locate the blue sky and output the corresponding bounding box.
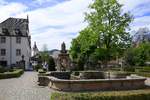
[0,0,150,50]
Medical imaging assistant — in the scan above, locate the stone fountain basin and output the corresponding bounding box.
[38,72,147,92]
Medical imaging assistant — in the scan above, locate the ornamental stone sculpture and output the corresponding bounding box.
[56,42,71,71]
[61,42,67,53]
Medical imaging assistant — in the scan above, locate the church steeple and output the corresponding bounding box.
[27,15,29,23]
[32,42,39,56]
[33,42,37,50]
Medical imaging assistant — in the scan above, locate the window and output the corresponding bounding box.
[16,37,21,44]
[16,49,21,56]
[1,49,6,56]
[15,29,22,35]
[2,28,9,35]
[1,37,6,43]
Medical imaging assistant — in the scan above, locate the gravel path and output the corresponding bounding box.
[0,72,51,100]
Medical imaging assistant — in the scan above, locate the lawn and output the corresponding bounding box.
[51,89,150,100]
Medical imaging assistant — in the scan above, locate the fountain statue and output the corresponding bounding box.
[56,42,71,71]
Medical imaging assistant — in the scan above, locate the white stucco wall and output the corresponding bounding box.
[0,36,31,69]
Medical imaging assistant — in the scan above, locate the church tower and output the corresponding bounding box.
[32,42,39,56]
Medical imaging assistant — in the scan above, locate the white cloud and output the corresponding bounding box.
[0,0,150,50]
[16,0,92,50]
[0,0,7,5]
[32,0,58,5]
[131,16,150,31]
[0,2,27,22]
[118,0,150,11]
[119,0,150,32]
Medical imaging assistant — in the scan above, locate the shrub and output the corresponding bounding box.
[0,66,6,73]
[123,67,135,72]
[136,72,150,77]
[72,71,80,76]
[135,67,150,73]
[48,56,56,71]
[35,64,42,71]
[38,69,46,74]
[109,67,121,71]
[0,69,24,79]
[140,67,150,72]
[51,89,150,100]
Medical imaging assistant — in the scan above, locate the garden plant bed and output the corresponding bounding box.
[51,89,150,100]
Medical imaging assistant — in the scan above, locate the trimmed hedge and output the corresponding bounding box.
[51,89,150,100]
[108,71,150,77]
[136,72,150,77]
[38,69,46,74]
[0,69,24,79]
[136,67,150,73]
[0,67,6,73]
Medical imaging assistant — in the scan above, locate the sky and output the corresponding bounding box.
[0,0,150,50]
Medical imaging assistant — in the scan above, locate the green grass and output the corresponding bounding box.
[0,69,24,79]
[51,89,150,100]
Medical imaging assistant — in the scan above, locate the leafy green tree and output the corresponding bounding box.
[124,42,150,66]
[124,48,136,66]
[48,56,56,71]
[70,0,133,68]
[40,52,49,62]
[70,39,81,61]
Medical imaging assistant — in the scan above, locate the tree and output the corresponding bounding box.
[124,42,150,66]
[133,27,150,45]
[40,52,49,62]
[70,0,133,68]
[48,56,56,71]
[42,44,48,52]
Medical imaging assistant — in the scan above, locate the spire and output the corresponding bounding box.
[27,15,29,23]
[33,42,38,50]
[26,14,29,33]
[32,42,39,56]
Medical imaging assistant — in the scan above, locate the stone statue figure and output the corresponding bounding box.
[56,41,71,71]
[61,42,67,53]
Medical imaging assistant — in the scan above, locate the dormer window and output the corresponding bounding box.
[15,29,22,35]
[2,28,9,35]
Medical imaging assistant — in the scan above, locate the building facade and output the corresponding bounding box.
[0,17,31,70]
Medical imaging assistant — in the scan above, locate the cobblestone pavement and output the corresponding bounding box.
[0,72,52,100]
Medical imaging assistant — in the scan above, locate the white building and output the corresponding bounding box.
[0,17,31,70]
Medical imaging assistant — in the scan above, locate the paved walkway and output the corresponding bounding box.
[0,72,51,100]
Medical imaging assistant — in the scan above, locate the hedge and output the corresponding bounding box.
[136,72,150,77]
[38,69,46,74]
[0,69,24,79]
[51,89,150,100]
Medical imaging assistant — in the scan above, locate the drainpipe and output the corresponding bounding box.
[10,36,12,68]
